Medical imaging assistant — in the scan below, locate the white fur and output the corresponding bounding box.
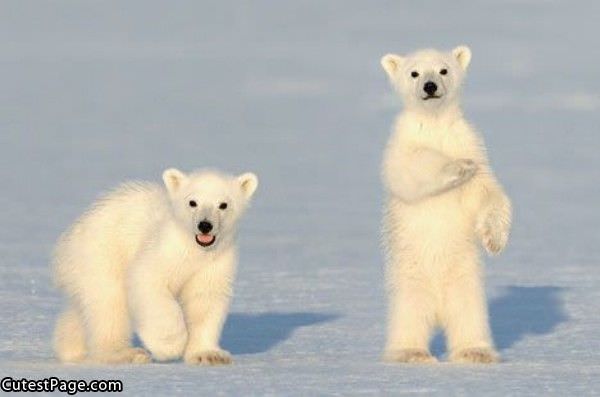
[381,46,512,364]
[52,169,258,365]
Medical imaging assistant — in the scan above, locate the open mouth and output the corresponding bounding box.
[422,95,442,101]
[195,234,216,247]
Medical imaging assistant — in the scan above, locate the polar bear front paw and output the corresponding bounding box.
[184,349,232,366]
[383,349,438,364]
[442,159,478,189]
[124,347,152,364]
[478,210,510,255]
[451,347,499,364]
[90,347,152,364]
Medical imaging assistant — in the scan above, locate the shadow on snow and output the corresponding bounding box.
[222,312,339,355]
[432,285,568,355]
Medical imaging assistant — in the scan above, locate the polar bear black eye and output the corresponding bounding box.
[411,71,419,78]
[440,68,448,75]
[189,200,197,208]
[219,202,228,210]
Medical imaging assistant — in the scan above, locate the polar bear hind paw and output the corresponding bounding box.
[383,349,438,364]
[451,347,499,364]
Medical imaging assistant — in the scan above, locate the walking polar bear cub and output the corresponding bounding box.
[381,46,512,363]
[53,168,258,365]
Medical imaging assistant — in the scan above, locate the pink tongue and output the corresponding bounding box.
[197,234,214,244]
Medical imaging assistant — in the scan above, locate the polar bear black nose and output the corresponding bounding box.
[198,221,213,234]
[423,81,438,95]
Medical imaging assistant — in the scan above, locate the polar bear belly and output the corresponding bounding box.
[387,190,477,269]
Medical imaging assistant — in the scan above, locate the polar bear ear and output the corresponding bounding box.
[452,45,472,70]
[238,172,258,199]
[381,54,405,78]
[162,168,188,194]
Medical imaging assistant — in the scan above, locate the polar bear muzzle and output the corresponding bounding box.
[422,81,441,100]
[195,220,216,247]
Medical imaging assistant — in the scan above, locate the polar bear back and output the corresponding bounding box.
[52,182,168,292]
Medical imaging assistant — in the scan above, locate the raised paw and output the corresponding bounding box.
[443,159,478,188]
[383,349,438,364]
[478,210,510,255]
[451,347,499,364]
[185,349,232,366]
[482,228,506,255]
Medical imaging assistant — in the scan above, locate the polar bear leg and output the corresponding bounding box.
[444,264,499,363]
[181,294,231,365]
[81,281,145,363]
[53,304,86,363]
[131,287,188,362]
[384,277,437,363]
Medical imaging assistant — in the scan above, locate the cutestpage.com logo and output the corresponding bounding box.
[1,376,124,395]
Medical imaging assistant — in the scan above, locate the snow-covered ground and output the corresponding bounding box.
[2,1,600,395]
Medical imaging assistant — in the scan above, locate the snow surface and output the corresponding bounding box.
[1,1,600,395]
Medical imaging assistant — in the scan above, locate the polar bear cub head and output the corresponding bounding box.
[381,46,471,111]
[162,168,258,249]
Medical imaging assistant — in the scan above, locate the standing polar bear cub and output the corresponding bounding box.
[381,46,512,363]
[53,169,258,365]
